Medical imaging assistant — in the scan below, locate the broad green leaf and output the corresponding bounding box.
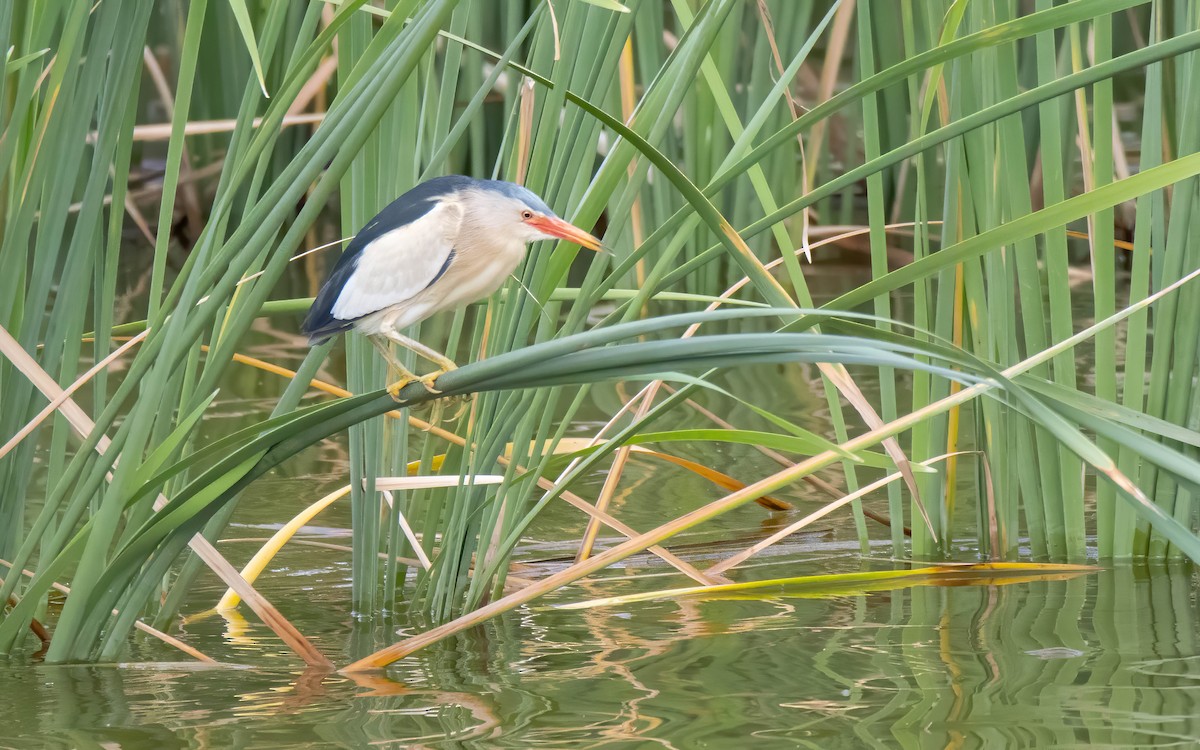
[543,429,900,470]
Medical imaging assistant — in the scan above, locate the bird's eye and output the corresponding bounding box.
[521,210,534,220]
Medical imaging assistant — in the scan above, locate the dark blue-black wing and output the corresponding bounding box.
[301,175,474,344]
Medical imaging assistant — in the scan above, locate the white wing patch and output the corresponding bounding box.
[331,200,462,321]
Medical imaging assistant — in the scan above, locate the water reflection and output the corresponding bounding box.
[1,565,1196,747]
[582,566,1200,748]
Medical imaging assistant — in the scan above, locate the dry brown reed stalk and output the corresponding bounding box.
[705,452,971,576]
[803,0,855,188]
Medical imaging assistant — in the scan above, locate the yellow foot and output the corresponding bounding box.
[417,370,446,394]
[386,376,415,401]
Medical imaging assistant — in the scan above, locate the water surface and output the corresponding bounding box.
[3,268,1197,748]
[2,560,1196,748]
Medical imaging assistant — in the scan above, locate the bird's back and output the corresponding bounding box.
[301,176,476,344]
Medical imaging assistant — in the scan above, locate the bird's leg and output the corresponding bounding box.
[379,327,458,394]
[369,336,421,401]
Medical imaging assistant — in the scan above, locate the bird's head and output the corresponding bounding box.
[470,180,603,252]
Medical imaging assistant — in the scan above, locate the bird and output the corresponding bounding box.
[301,175,602,398]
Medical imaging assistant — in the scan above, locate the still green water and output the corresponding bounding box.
[3,273,1199,748]
[1,563,1196,747]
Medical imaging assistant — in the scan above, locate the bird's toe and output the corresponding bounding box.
[386,376,414,401]
[417,371,445,395]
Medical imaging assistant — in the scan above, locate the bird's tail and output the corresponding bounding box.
[300,311,353,347]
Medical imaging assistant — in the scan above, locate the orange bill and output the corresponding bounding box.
[528,214,603,251]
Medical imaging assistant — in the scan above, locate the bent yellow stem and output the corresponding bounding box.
[216,475,502,611]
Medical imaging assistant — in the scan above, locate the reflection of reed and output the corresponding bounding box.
[579,578,697,749]
[822,571,1199,747]
[3,568,1193,746]
[509,567,1199,746]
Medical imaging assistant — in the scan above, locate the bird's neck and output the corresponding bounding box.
[457,215,528,264]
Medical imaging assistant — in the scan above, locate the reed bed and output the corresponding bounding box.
[0,0,1197,666]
